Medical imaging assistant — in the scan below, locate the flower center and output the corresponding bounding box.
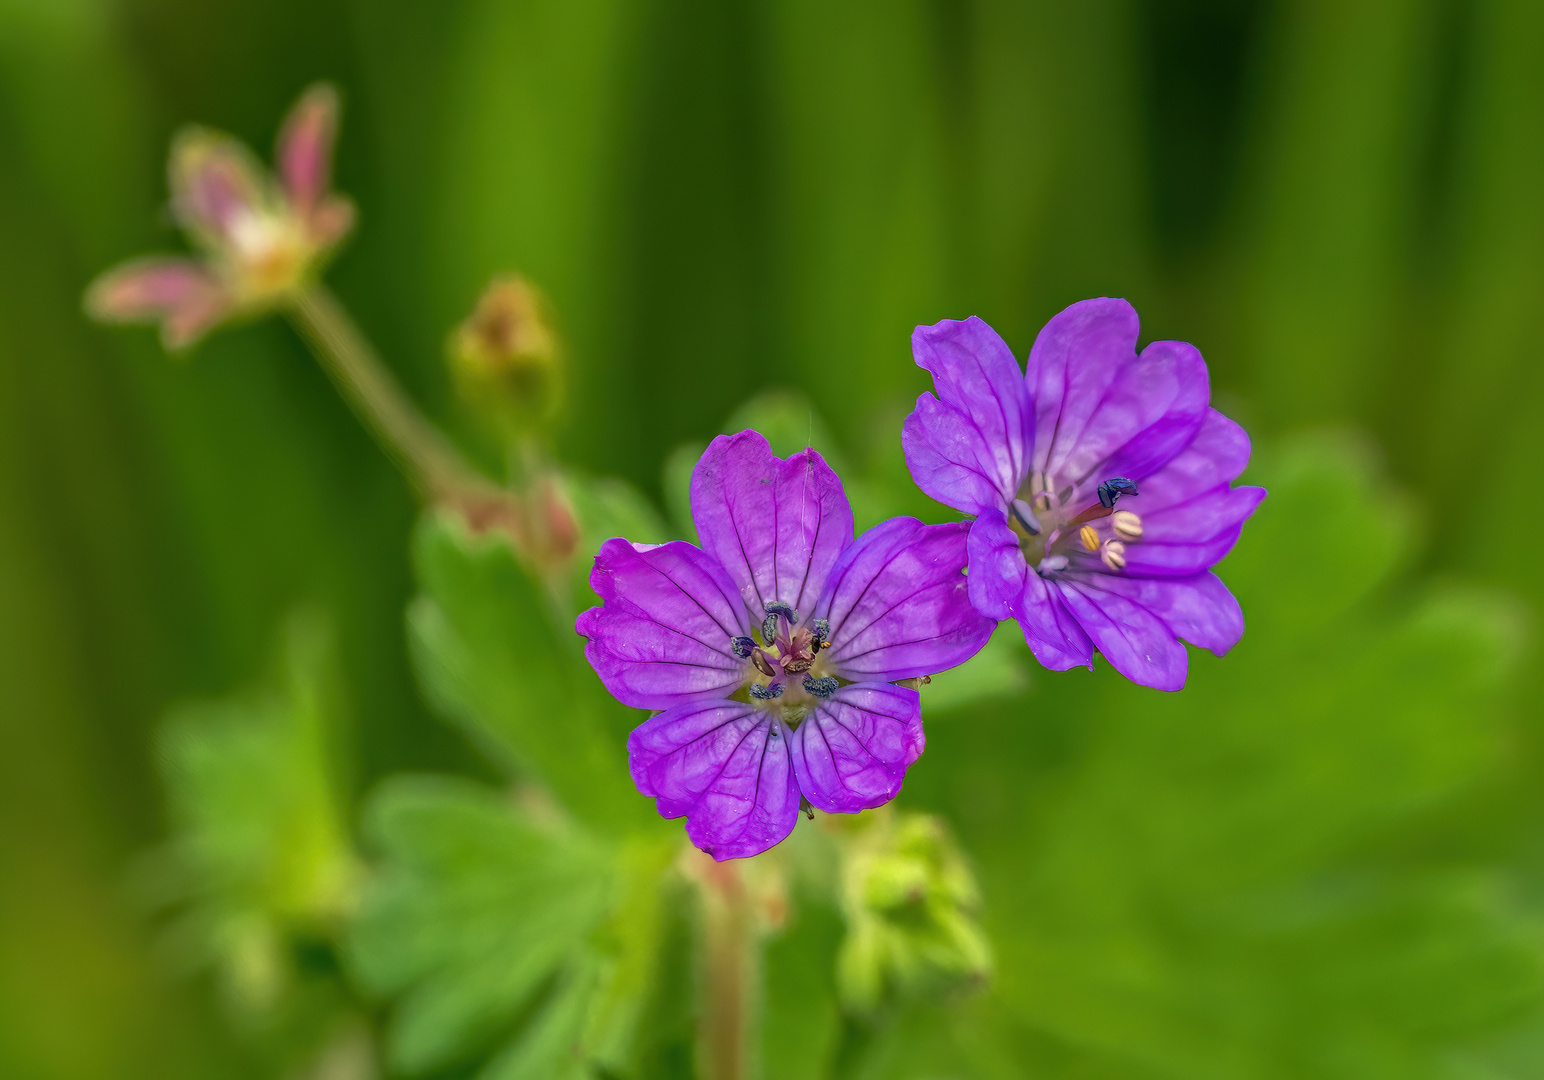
[1007,471,1142,575]
[727,602,841,726]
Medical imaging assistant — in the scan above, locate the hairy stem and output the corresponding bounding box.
[287,284,476,500]
[698,859,756,1080]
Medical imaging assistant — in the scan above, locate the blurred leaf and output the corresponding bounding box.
[349,776,612,1074]
[406,510,650,829]
[151,609,358,1018]
[920,623,1030,715]
[565,469,669,606]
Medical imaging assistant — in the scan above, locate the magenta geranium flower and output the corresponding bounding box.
[577,432,994,860]
[903,299,1265,691]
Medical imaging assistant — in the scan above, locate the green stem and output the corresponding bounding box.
[287,284,479,501]
[697,859,756,1080]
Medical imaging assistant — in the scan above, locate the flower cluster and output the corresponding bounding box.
[86,85,353,349]
[579,300,1263,859]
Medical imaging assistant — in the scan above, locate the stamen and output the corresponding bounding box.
[751,651,777,678]
[803,675,840,699]
[1079,525,1100,552]
[750,681,784,700]
[811,618,831,649]
[1111,510,1142,541]
[729,636,756,659]
[762,601,798,646]
[1097,477,1139,509]
[1101,540,1127,571]
[1010,499,1042,535]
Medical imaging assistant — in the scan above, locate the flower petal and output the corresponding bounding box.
[628,701,800,860]
[788,683,923,814]
[1055,577,1189,691]
[1130,408,1254,509]
[815,517,993,681]
[690,431,853,620]
[904,317,1032,512]
[84,257,230,350]
[168,128,272,250]
[964,507,1027,621]
[277,84,339,217]
[1025,299,1210,496]
[1014,570,1095,672]
[1119,487,1266,577]
[577,538,751,710]
[1075,571,1244,655]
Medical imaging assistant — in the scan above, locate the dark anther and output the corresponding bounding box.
[751,651,777,678]
[761,601,798,646]
[803,675,839,699]
[729,636,756,659]
[811,618,831,648]
[1097,477,1139,509]
[783,657,813,674]
[1010,498,1042,535]
[750,681,784,700]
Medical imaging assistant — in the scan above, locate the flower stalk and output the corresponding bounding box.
[288,285,473,501]
[695,857,756,1080]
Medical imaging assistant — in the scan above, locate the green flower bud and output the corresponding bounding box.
[832,809,992,1014]
[449,275,565,439]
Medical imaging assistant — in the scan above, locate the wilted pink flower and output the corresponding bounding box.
[86,85,354,350]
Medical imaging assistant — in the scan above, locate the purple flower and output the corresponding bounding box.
[85,84,354,350]
[903,299,1266,691]
[576,432,995,860]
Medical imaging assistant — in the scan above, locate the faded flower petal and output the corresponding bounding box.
[815,517,992,681]
[84,257,230,349]
[168,128,273,252]
[788,683,923,814]
[577,538,751,710]
[278,84,339,218]
[690,431,853,619]
[903,317,1032,514]
[628,700,800,861]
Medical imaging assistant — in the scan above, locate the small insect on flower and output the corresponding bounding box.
[85,84,355,350]
[902,299,1266,691]
[576,432,995,860]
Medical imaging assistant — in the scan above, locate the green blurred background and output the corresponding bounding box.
[3,0,1543,1077]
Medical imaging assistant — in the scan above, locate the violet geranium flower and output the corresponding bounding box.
[577,432,994,860]
[903,299,1265,691]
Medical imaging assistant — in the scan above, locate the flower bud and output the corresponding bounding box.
[449,275,565,438]
[832,810,992,1013]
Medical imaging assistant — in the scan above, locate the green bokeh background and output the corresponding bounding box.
[2,0,1542,1077]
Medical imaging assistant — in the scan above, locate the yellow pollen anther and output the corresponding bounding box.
[1112,510,1143,541]
[1079,525,1100,552]
[1101,540,1127,571]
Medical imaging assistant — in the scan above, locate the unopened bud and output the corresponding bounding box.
[833,809,991,1013]
[450,275,564,437]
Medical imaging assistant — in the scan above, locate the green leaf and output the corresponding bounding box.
[407,510,651,829]
[151,609,358,1017]
[349,776,614,1074]
[919,623,1030,715]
